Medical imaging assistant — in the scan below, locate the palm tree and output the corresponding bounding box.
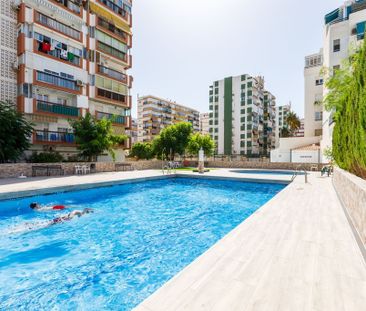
[286,111,301,136]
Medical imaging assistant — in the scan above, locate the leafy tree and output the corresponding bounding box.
[129,142,154,160]
[152,122,193,159]
[280,127,291,138]
[324,38,366,178]
[70,112,127,162]
[286,111,301,136]
[186,133,215,156]
[0,101,33,163]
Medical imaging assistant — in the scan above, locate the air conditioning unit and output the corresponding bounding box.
[76,80,83,86]
[12,61,18,71]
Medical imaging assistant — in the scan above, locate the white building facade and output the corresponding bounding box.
[199,112,209,135]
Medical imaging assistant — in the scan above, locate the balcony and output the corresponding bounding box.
[96,88,130,107]
[35,99,81,117]
[35,70,81,93]
[97,65,128,84]
[97,0,131,24]
[96,111,127,125]
[97,41,128,64]
[97,16,130,46]
[35,40,81,67]
[49,0,82,15]
[33,130,76,145]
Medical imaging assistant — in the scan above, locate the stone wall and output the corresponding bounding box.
[333,167,366,249]
[0,160,162,179]
[185,161,322,171]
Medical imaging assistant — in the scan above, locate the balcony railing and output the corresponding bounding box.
[36,71,80,92]
[97,41,127,61]
[50,0,81,14]
[97,0,130,21]
[96,111,126,124]
[35,12,81,41]
[34,131,75,144]
[97,17,128,43]
[96,88,127,104]
[36,100,80,117]
[35,41,81,66]
[97,65,127,83]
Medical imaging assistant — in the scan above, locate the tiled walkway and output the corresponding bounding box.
[134,172,366,311]
[0,169,365,310]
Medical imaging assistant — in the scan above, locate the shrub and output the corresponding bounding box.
[30,152,64,163]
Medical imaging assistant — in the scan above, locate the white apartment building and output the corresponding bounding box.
[321,0,366,160]
[199,112,209,135]
[0,0,18,103]
[209,74,276,156]
[137,95,200,142]
[272,0,366,164]
[304,50,324,138]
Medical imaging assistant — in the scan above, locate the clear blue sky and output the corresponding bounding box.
[130,0,341,118]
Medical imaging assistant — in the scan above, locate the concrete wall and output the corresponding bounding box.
[0,161,162,179]
[292,150,320,164]
[333,167,366,249]
[271,136,321,163]
[185,161,321,171]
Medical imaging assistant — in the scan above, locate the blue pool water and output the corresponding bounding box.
[230,169,304,175]
[0,178,285,310]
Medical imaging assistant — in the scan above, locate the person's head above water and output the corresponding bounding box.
[83,208,94,214]
[30,202,40,210]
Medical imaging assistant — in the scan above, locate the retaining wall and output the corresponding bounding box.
[0,161,162,179]
[333,167,366,248]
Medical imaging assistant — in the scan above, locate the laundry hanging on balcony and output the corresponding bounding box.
[41,42,51,52]
[60,49,68,59]
[67,52,75,61]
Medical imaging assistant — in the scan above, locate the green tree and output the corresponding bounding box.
[129,142,154,160]
[280,127,291,138]
[324,38,366,178]
[70,112,127,161]
[0,101,33,163]
[152,122,193,159]
[286,111,301,136]
[187,133,215,156]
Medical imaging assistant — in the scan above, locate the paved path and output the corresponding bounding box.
[134,173,366,311]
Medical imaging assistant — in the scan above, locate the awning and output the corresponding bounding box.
[357,21,366,38]
[325,8,340,25]
[90,2,131,35]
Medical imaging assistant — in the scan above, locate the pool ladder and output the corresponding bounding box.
[291,167,308,183]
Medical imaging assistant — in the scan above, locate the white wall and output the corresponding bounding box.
[292,150,320,163]
[271,136,321,163]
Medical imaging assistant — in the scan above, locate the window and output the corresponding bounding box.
[315,79,323,86]
[315,111,323,121]
[333,39,340,52]
[315,129,323,136]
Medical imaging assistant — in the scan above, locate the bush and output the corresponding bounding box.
[30,152,64,163]
[324,37,366,178]
[129,142,154,160]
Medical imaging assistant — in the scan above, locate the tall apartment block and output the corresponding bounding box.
[199,112,209,135]
[2,0,132,160]
[320,0,366,158]
[208,74,276,156]
[304,50,323,138]
[137,95,200,142]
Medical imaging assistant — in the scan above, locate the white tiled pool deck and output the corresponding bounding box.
[0,168,365,310]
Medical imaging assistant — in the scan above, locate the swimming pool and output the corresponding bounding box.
[230,169,305,175]
[0,178,285,310]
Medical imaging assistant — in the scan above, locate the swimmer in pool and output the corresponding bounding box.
[30,202,66,211]
[50,208,94,225]
[7,208,94,234]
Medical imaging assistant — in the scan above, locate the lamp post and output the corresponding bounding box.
[198,147,204,174]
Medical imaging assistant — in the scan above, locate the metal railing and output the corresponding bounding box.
[36,100,80,117]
